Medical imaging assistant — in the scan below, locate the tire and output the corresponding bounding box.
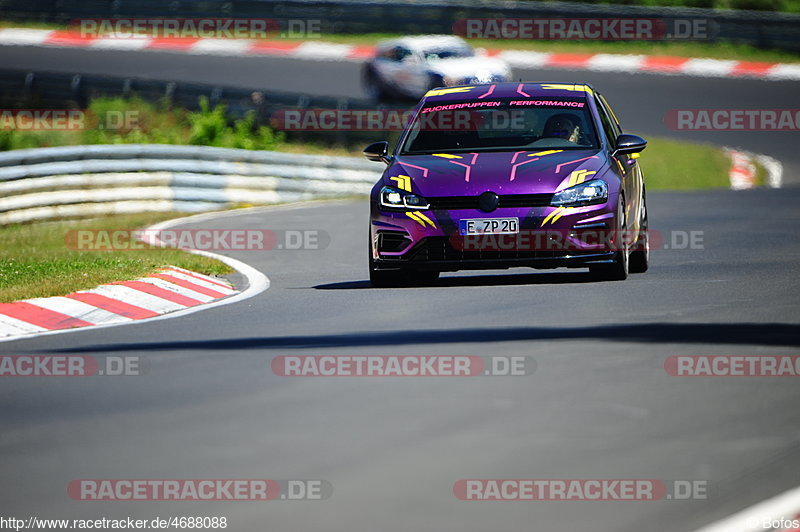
[369,267,407,288]
[369,234,406,287]
[629,193,649,274]
[368,264,438,288]
[590,198,629,281]
[368,241,438,287]
[363,66,389,101]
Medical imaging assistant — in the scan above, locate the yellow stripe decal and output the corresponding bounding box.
[540,84,592,94]
[432,153,462,159]
[390,175,411,192]
[540,84,575,91]
[567,169,596,187]
[414,212,437,228]
[529,149,563,157]
[540,206,573,226]
[405,212,425,227]
[541,207,562,226]
[576,170,596,185]
[425,87,475,97]
[551,208,569,224]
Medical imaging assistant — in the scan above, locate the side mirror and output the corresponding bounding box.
[614,134,647,156]
[363,141,391,164]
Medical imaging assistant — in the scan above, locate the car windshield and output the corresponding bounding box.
[400,97,599,154]
[423,47,474,62]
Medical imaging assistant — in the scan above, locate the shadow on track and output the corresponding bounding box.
[314,271,599,290]
[47,323,800,353]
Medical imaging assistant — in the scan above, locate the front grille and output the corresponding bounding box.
[405,236,573,262]
[426,193,553,210]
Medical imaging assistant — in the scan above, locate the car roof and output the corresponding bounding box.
[422,82,598,101]
[376,35,471,52]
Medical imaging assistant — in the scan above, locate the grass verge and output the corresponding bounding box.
[639,136,731,189]
[0,213,233,303]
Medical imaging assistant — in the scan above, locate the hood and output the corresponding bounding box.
[427,57,510,80]
[386,150,608,197]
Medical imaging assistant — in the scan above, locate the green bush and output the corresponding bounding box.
[0,95,285,151]
[81,96,186,145]
[187,97,229,146]
[186,97,285,150]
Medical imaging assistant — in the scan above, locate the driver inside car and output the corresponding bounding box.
[541,113,582,143]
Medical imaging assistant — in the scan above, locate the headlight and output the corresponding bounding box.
[379,186,429,210]
[551,179,608,207]
[473,70,493,83]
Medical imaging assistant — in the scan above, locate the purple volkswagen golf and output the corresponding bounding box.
[365,82,649,287]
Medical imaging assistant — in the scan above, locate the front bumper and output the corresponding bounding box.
[370,202,619,272]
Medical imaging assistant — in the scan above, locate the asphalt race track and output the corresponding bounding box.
[1,44,799,531]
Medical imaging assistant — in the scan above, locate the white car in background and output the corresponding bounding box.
[362,35,512,101]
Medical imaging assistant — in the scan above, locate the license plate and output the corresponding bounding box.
[459,218,519,235]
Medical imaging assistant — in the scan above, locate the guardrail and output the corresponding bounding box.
[1,0,798,51]
[0,144,382,225]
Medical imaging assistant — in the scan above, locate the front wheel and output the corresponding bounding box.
[363,66,390,101]
[590,199,629,281]
[629,194,649,274]
[369,266,439,288]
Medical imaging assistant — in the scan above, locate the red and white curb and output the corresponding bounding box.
[1,28,799,81]
[694,485,800,532]
[0,266,237,339]
[0,209,271,343]
[725,148,783,190]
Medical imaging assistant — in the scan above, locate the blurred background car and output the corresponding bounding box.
[362,35,512,101]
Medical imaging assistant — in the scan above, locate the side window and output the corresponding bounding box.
[378,47,395,61]
[599,94,622,132]
[594,94,619,149]
[394,46,412,62]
